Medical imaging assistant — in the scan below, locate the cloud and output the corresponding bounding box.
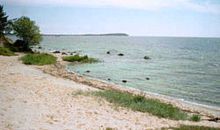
[3,0,220,14]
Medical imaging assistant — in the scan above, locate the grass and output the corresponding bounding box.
[190,114,201,122]
[62,54,99,63]
[172,125,220,130]
[20,53,57,65]
[0,47,16,56]
[93,90,188,120]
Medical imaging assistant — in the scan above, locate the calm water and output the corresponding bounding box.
[40,36,220,108]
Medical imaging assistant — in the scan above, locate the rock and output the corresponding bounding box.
[208,117,219,122]
[146,77,150,80]
[38,46,42,49]
[53,51,60,53]
[122,80,127,83]
[70,53,73,55]
[86,70,90,73]
[144,56,150,60]
[118,53,124,56]
[107,51,110,54]
[61,52,67,55]
[107,78,111,81]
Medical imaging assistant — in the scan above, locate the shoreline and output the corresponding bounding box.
[38,53,220,117]
[69,69,220,115]
[1,54,220,129]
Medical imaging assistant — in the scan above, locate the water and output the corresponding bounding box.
[40,36,220,108]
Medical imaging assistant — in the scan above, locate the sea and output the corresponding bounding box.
[37,36,220,108]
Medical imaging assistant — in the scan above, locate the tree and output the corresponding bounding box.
[0,5,8,37]
[12,16,42,46]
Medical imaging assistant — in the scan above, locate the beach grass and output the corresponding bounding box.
[21,53,57,65]
[93,90,188,120]
[0,47,16,56]
[62,54,98,63]
[190,114,201,122]
[171,125,220,130]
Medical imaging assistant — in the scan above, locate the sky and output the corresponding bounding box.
[1,0,220,37]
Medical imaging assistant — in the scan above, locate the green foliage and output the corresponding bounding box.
[0,5,8,36]
[190,114,201,122]
[21,53,57,65]
[172,125,220,130]
[94,90,188,120]
[0,47,15,56]
[62,54,99,63]
[12,16,42,45]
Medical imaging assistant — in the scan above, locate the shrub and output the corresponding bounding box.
[21,53,56,65]
[62,54,98,63]
[190,114,201,122]
[94,90,188,120]
[0,47,16,56]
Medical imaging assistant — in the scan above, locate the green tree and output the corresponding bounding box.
[0,5,8,37]
[12,16,42,46]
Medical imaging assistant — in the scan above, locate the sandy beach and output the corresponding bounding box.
[0,55,220,130]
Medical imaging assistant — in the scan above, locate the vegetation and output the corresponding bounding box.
[62,54,99,63]
[12,16,42,46]
[93,90,188,120]
[172,125,220,130]
[0,5,8,37]
[0,47,16,56]
[190,114,201,122]
[0,5,40,53]
[20,53,56,65]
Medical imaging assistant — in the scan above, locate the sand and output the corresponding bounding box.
[0,55,220,130]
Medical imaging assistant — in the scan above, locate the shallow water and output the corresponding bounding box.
[39,36,220,108]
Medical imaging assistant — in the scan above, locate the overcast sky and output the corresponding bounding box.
[1,0,220,37]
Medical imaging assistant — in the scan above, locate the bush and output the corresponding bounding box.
[13,39,33,52]
[62,54,98,63]
[21,53,56,65]
[190,114,201,122]
[0,47,16,56]
[94,90,188,120]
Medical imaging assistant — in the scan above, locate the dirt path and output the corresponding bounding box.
[0,55,219,130]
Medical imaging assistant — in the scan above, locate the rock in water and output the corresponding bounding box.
[118,53,124,56]
[107,51,110,54]
[144,56,150,60]
[122,80,127,83]
[62,52,67,55]
[53,51,60,53]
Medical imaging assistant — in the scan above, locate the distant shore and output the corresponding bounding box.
[42,33,129,36]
